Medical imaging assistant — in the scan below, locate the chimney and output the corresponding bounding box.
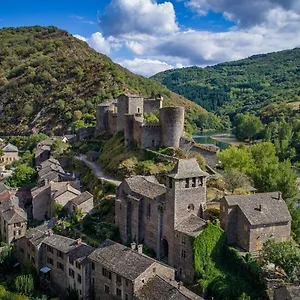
[178,281,183,290]
[131,242,136,251]
[137,244,143,254]
[76,238,82,245]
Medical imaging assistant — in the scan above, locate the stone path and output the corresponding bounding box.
[75,154,121,186]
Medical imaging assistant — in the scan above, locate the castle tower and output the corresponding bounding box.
[95,103,114,134]
[162,158,208,264]
[159,107,184,148]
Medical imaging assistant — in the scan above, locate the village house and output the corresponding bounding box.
[88,239,202,300]
[0,143,19,170]
[0,194,27,244]
[220,192,291,253]
[115,158,208,283]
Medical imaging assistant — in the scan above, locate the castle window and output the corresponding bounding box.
[181,250,186,259]
[181,236,186,245]
[192,177,196,187]
[137,107,141,113]
[169,178,173,189]
[185,179,189,188]
[147,203,151,218]
[187,204,194,212]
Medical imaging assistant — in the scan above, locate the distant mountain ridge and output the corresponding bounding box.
[0,26,204,134]
[151,48,300,116]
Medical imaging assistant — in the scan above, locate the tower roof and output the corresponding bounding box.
[168,159,209,179]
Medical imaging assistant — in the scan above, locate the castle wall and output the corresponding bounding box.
[95,104,114,134]
[124,115,135,147]
[107,111,117,133]
[159,107,184,148]
[117,95,144,131]
[143,99,162,114]
[133,118,143,148]
[141,124,161,149]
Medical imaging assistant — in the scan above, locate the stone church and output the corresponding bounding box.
[115,158,208,283]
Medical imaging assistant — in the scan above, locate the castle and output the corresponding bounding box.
[96,94,185,149]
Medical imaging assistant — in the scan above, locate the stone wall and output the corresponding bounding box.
[159,107,184,148]
[141,123,161,149]
[107,111,117,133]
[143,98,162,114]
[76,127,95,141]
[32,185,52,220]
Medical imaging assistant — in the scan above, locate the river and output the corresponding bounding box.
[193,131,237,150]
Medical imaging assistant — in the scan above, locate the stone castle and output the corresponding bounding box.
[95,94,185,149]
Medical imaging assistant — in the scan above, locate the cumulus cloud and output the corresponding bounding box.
[74,32,114,55]
[98,0,179,36]
[185,0,300,27]
[117,58,177,77]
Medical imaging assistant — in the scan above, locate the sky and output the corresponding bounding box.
[1,0,300,77]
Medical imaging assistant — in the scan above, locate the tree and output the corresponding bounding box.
[223,170,252,193]
[234,113,263,141]
[261,239,300,280]
[73,110,83,121]
[51,139,69,155]
[6,164,37,187]
[15,274,34,296]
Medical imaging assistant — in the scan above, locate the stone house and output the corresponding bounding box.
[220,192,291,253]
[0,143,19,170]
[96,94,185,149]
[39,234,94,298]
[115,159,209,283]
[0,183,11,201]
[0,195,27,244]
[32,180,92,220]
[88,239,202,300]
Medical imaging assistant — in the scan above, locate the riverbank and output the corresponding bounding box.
[210,134,246,146]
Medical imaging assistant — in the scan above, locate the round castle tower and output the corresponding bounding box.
[159,107,185,148]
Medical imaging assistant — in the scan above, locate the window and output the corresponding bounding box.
[79,290,82,296]
[18,230,21,235]
[14,223,21,228]
[181,236,186,245]
[47,245,53,253]
[187,204,194,212]
[77,274,82,284]
[57,250,63,258]
[69,257,74,265]
[13,231,16,237]
[116,275,122,284]
[116,288,122,298]
[125,294,129,300]
[137,107,141,113]
[192,177,196,187]
[185,179,189,188]
[57,262,64,271]
[181,250,186,259]
[126,279,129,286]
[69,268,75,278]
[102,268,112,279]
[104,284,110,294]
[147,203,151,218]
[168,178,172,189]
[76,262,81,270]
[20,247,24,253]
[92,278,95,285]
[92,262,95,270]
[47,257,53,265]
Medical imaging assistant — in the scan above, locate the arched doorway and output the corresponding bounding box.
[161,238,169,263]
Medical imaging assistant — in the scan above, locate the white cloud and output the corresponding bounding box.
[74,32,112,55]
[125,41,144,55]
[117,58,176,77]
[98,0,179,36]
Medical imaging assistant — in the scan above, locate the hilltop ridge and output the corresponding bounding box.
[0,26,204,134]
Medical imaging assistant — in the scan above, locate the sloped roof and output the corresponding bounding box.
[68,243,94,263]
[223,192,292,226]
[2,143,18,152]
[0,196,27,224]
[168,159,209,179]
[53,183,80,199]
[135,275,203,300]
[175,215,206,237]
[89,239,155,281]
[124,176,166,199]
[71,191,93,206]
[0,183,9,195]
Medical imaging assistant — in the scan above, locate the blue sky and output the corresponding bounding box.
[1,0,300,77]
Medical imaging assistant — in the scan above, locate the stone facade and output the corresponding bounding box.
[220,192,291,253]
[88,239,201,300]
[0,143,19,170]
[95,94,185,149]
[0,194,27,244]
[115,159,208,283]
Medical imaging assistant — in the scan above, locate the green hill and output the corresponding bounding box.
[0,26,204,134]
[152,48,300,116]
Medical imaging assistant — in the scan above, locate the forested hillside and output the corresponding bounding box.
[152,48,300,116]
[0,26,204,134]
